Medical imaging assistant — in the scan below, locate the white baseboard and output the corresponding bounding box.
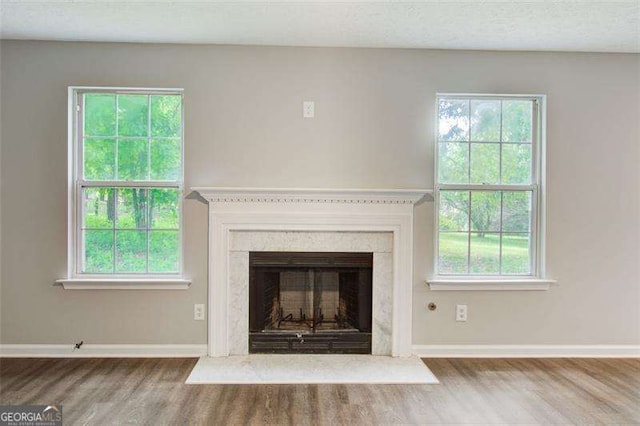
[413,345,640,358]
[3,344,637,359]
[0,344,208,358]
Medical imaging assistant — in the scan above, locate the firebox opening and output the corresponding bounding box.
[249,252,373,354]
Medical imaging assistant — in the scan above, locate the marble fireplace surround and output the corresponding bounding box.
[193,188,430,357]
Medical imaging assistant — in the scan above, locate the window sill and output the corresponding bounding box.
[426,278,556,291]
[54,278,192,290]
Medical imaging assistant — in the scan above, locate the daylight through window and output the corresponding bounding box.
[73,89,183,275]
[436,95,541,276]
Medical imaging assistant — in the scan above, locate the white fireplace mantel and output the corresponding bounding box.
[192,187,432,205]
[193,187,431,357]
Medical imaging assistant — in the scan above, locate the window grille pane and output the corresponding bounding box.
[501,233,531,274]
[83,230,114,273]
[439,190,469,231]
[117,188,148,229]
[501,144,531,184]
[150,139,181,180]
[502,100,532,142]
[470,100,500,142]
[151,95,182,137]
[117,138,149,180]
[84,138,116,180]
[470,143,500,184]
[438,232,468,274]
[84,94,116,137]
[470,191,501,232]
[118,94,148,137]
[438,99,469,141]
[470,233,500,274]
[438,142,469,184]
[502,191,532,233]
[149,231,179,273]
[149,189,179,229]
[83,188,115,229]
[116,230,147,273]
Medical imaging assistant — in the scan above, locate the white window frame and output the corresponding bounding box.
[428,93,554,291]
[57,86,190,290]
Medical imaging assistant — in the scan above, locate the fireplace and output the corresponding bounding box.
[249,252,373,354]
[192,187,429,357]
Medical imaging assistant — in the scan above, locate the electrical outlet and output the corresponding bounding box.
[194,304,205,321]
[303,101,315,118]
[456,304,468,322]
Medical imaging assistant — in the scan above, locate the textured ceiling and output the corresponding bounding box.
[1,1,638,53]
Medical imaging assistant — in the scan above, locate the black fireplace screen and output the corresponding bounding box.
[249,252,373,354]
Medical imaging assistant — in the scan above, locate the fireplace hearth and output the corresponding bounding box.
[249,252,373,354]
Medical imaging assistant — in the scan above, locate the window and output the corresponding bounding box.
[435,94,544,277]
[70,88,183,277]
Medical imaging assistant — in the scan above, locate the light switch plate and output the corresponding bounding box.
[303,101,315,118]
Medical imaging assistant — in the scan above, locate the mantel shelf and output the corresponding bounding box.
[191,187,433,205]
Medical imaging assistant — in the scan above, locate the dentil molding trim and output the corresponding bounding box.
[191,187,432,205]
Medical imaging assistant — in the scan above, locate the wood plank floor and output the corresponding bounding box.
[1,357,638,425]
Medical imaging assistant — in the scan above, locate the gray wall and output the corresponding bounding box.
[1,40,638,346]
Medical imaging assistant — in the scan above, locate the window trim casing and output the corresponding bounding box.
[62,86,188,285]
[430,93,550,287]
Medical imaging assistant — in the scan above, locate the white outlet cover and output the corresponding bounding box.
[456,304,468,322]
[194,304,205,321]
